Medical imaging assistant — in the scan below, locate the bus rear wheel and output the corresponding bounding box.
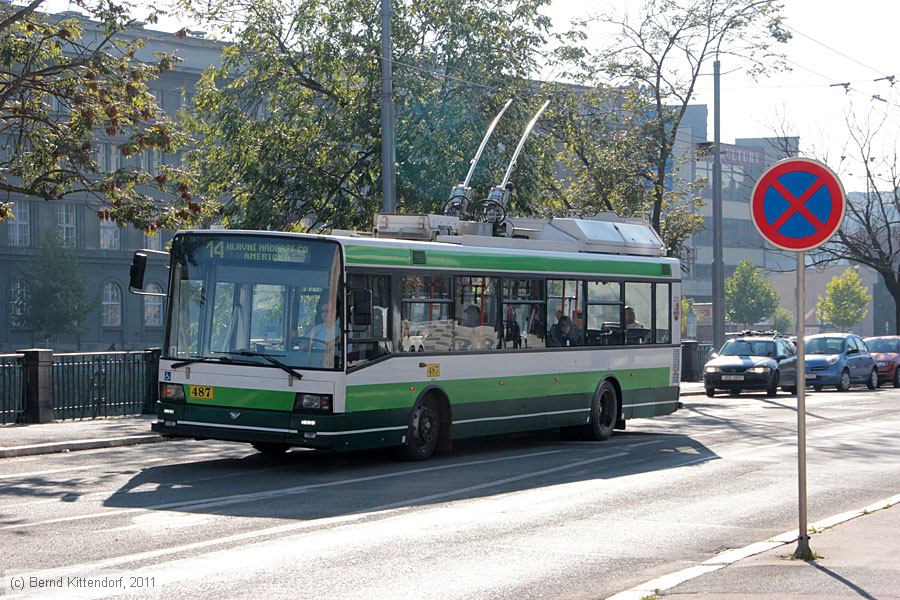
[399,395,440,461]
[252,442,290,456]
[584,380,617,441]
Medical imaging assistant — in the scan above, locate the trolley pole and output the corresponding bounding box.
[794,251,813,559]
[380,0,396,213]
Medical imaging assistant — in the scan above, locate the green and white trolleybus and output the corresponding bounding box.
[131,213,681,460]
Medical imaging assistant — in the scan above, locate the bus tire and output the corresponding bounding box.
[584,380,617,441]
[399,394,440,461]
[252,442,290,456]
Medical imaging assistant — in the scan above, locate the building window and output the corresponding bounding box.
[9,279,28,327]
[7,199,30,246]
[144,231,162,251]
[102,281,122,327]
[56,203,76,247]
[144,283,163,327]
[99,214,120,250]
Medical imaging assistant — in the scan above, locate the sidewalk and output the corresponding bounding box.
[659,501,900,599]
[0,415,161,458]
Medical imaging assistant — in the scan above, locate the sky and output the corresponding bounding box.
[40,0,899,194]
[547,0,900,194]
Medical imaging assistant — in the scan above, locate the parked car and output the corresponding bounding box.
[864,336,900,388]
[804,333,878,392]
[703,332,797,397]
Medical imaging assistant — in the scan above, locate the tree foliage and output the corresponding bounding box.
[20,231,93,341]
[0,0,204,229]
[810,110,900,334]
[182,0,558,231]
[816,267,871,332]
[773,306,792,335]
[595,0,790,251]
[725,258,778,327]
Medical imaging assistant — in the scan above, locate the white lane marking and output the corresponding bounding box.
[0,465,96,480]
[4,451,631,597]
[605,493,900,600]
[0,449,564,531]
[0,453,249,510]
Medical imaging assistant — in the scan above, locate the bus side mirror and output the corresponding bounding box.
[129,252,148,292]
[351,290,372,327]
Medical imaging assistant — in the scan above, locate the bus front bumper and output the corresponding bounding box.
[153,401,406,451]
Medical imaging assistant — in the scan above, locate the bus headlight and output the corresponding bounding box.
[160,383,185,402]
[295,393,332,411]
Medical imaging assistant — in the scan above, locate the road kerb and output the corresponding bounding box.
[0,434,164,459]
[605,492,900,600]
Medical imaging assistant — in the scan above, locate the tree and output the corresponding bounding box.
[182,0,557,231]
[20,231,93,342]
[0,0,204,229]
[809,111,900,334]
[725,258,778,328]
[772,307,792,335]
[816,267,871,332]
[596,0,789,249]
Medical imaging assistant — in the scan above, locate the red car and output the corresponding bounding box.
[865,336,900,388]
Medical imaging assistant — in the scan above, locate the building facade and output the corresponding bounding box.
[0,15,223,352]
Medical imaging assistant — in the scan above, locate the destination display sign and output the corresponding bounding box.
[205,239,309,263]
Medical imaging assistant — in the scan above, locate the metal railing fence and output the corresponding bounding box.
[0,354,25,424]
[51,351,158,420]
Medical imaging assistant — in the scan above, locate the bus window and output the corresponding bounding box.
[454,276,499,350]
[655,283,671,344]
[501,279,545,349]
[347,274,391,365]
[586,281,622,346]
[401,275,453,352]
[547,280,584,347]
[624,282,652,345]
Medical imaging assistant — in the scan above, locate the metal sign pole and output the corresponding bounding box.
[794,250,813,560]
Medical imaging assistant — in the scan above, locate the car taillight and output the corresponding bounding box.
[294,393,332,411]
[160,382,185,402]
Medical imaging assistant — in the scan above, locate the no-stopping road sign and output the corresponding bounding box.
[750,157,846,252]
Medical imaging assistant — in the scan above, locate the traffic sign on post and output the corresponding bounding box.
[750,158,846,251]
[749,156,846,562]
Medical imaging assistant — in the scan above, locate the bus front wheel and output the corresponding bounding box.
[584,380,617,441]
[399,395,440,461]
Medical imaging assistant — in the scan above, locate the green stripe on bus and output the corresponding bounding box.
[344,245,673,278]
[345,367,670,412]
[185,385,294,411]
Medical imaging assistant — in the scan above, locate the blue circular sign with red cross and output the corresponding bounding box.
[750,157,846,252]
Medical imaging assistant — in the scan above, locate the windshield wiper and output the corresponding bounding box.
[170,357,205,369]
[212,350,303,380]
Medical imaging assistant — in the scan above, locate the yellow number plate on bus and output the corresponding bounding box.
[426,364,441,378]
[189,385,215,400]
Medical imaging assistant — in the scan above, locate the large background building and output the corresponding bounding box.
[0,17,222,352]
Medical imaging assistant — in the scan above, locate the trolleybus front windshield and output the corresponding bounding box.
[165,234,343,370]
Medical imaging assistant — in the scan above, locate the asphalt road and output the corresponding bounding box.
[1,386,899,599]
